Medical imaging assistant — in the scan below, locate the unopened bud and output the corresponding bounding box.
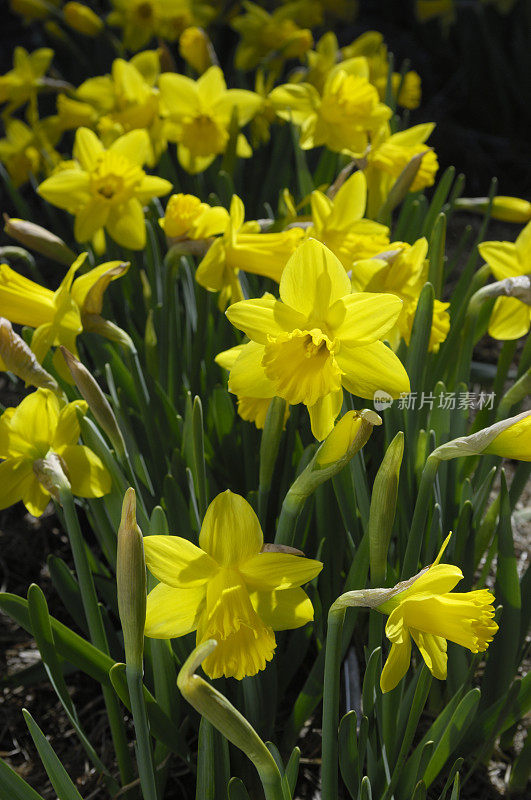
[60,347,126,457]
[0,318,59,392]
[63,2,103,36]
[432,410,531,461]
[4,215,76,266]
[179,27,216,74]
[369,431,404,585]
[316,409,381,468]
[455,196,531,224]
[117,489,147,670]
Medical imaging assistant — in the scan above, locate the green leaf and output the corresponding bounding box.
[22,710,84,800]
[196,718,230,800]
[422,167,456,237]
[291,124,313,203]
[412,780,427,800]
[0,757,45,800]
[481,473,521,706]
[109,663,189,760]
[283,747,300,796]
[227,778,251,800]
[427,213,446,299]
[360,775,372,800]
[436,758,463,800]
[450,773,460,800]
[0,592,113,685]
[406,283,434,395]
[338,711,359,800]
[423,689,481,787]
[47,556,87,635]
[361,647,381,718]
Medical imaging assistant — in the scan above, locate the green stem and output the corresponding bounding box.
[274,494,303,546]
[401,454,440,579]
[258,397,286,529]
[59,489,135,787]
[126,666,159,800]
[321,606,346,800]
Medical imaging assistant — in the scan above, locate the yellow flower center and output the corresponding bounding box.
[163,193,204,237]
[180,114,229,158]
[198,568,276,680]
[89,151,144,204]
[321,73,378,126]
[262,328,342,407]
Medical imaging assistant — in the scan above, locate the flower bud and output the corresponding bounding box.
[179,27,216,74]
[455,196,531,224]
[4,215,76,266]
[117,489,147,670]
[0,318,59,392]
[432,410,531,461]
[369,431,404,585]
[10,0,53,21]
[60,347,126,457]
[63,2,103,37]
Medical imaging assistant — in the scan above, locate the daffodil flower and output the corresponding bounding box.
[223,238,410,440]
[478,221,531,340]
[196,194,304,309]
[270,58,391,156]
[377,534,498,692]
[107,0,214,52]
[159,66,261,173]
[306,170,391,268]
[0,115,60,187]
[160,193,229,240]
[231,1,314,72]
[0,46,54,111]
[144,490,322,680]
[364,122,439,217]
[37,128,172,249]
[0,252,128,380]
[352,238,450,352]
[0,389,111,517]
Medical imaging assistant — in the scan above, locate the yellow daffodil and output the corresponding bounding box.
[38,128,171,249]
[271,58,391,156]
[305,170,391,268]
[0,47,54,111]
[144,490,322,679]
[365,123,439,217]
[377,534,498,692]
[231,1,314,72]
[196,194,304,309]
[433,410,531,461]
[107,0,214,52]
[0,116,60,187]
[223,238,410,440]
[351,238,450,352]
[159,66,261,173]
[0,253,128,380]
[249,69,279,148]
[216,344,290,429]
[0,389,111,517]
[478,221,531,340]
[160,193,228,240]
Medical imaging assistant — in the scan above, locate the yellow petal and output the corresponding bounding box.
[485,413,531,460]
[478,241,519,280]
[515,219,531,261]
[310,190,333,231]
[214,89,261,127]
[143,535,217,588]
[144,582,205,638]
[411,630,447,679]
[279,239,351,318]
[74,199,110,243]
[136,175,172,204]
[249,587,314,630]
[71,261,129,314]
[227,341,274,399]
[8,389,60,455]
[197,66,226,106]
[159,73,199,117]
[380,638,411,693]
[109,129,150,166]
[330,170,367,228]
[226,294,305,344]
[199,490,263,566]
[73,127,104,170]
[240,552,323,591]
[307,388,343,440]
[22,474,52,517]
[106,198,146,249]
[333,293,403,345]
[38,170,91,213]
[488,297,530,341]
[270,83,320,126]
[191,206,229,239]
[339,340,410,399]
[29,323,55,365]
[0,457,34,511]
[61,444,111,497]
[52,400,87,449]
[0,264,54,328]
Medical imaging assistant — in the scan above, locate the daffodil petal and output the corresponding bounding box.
[159,73,199,116]
[411,630,447,679]
[73,127,104,170]
[280,239,351,319]
[109,129,150,166]
[310,190,333,232]
[53,400,87,450]
[477,241,519,280]
[330,170,367,227]
[144,582,205,638]
[136,175,172,204]
[106,199,146,249]
[307,388,343,441]
[249,587,314,630]
[227,341,275,399]
[240,552,323,591]
[515,220,531,261]
[338,340,410,399]
[9,389,60,454]
[23,474,52,517]
[74,200,110,243]
[380,638,411,693]
[215,89,261,126]
[61,445,111,497]
[0,457,33,511]
[38,170,91,213]
[488,297,530,341]
[0,264,54,328]
[71,261,129,314]
[333,293,403,345]
[197,66,226,106]
[226,295,306,344]
[396,563,463,601]
[30,323,55,365]
[143,535,217,588]
[199,490,263,566]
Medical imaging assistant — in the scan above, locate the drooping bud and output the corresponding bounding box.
[3,215,76,266]
[60,347,126,457]
[0,318,59,392]
[117,489,147,670]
